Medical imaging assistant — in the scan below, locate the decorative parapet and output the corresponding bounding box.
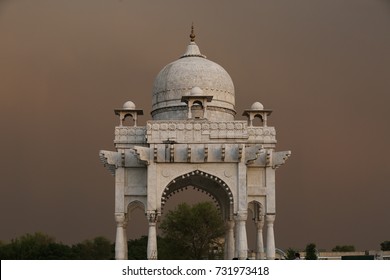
[114,126,147,145]
[145,120,276,144]
[112,121,276,148]
[247,127,276,143]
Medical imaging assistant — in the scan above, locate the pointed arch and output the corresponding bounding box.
[248,200,264,221]
[127,200,146,216]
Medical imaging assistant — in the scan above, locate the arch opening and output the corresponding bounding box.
[190,101,204,119]
[126,200,148,241]
[122,113,136,126]
[161,170,234,220]
[251,114,264,127]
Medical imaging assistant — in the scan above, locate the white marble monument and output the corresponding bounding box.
[100,27,291,260]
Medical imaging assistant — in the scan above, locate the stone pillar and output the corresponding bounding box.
[255,217,265,259]
[249,115,254,127]
[115,213,128,260]
[234,219,239,259]
[147,211,158,260]
[123,214,128,258]
[203,102,208,119]
[234,212,248,260]
[187,101,193,119]
[224,219,235,260]
[266,214,276,260]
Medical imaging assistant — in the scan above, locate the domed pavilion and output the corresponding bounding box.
[100,27,291,260]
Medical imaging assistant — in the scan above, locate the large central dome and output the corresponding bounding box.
[151,35,236,121]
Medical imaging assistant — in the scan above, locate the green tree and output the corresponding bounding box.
[332,245,355,252]
[0,233,115,259]
[304,243,318,260]
[380,241,390,251]
[159,202,225,259]
[127,236,148,260]
[286,248,298,260]
[127,236,173,260]
[71,236,114,259]
[91,236,113,259]
[0,232,72,259]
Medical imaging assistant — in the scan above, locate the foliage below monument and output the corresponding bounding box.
[331,245,355,252]
[159,202,225,259]
[380,241,390,251]
[304,243,318,260]
[0,232,114,260]
[127,236,148,260]
[126,235,188,260]
[71,236,113,260]
[286,248,299,260]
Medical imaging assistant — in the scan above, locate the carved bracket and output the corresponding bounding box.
[153,146,157,162]
[114,212,128,226]
[266,150,271,166]
[272,151,292,169]
[187,145,191,162]
[245,144,263,165]
[170,144,174,162]
[99,150,121,175]
[146,210,159,223]
[132,146,151,165]
[238,145,243,161]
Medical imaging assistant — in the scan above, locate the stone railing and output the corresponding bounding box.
[247,126,276,143]
[114,127,147,145]
[146,120,246,143]
[146,120,276,144]
[113,121,276,146]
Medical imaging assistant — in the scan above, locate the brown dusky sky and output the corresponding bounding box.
[0,0,389,252]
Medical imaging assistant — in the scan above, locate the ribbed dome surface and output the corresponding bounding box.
[151,42,236,121]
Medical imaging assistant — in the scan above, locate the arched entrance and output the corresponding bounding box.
[159,171,235,259]
[161,170,233,220]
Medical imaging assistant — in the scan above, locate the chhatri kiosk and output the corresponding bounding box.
[100,28,291,260]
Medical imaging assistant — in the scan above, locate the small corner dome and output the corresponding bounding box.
[190,86,204,96]
[251,102,264,110]
[123,101,136,110]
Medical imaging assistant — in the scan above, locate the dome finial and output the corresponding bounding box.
[190,22,195,42]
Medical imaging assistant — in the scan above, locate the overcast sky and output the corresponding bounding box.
[0,0,389,252]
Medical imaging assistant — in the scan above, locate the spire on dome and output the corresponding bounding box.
[181,23,206,58]
[190,23,195,42]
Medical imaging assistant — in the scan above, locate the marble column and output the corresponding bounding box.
[187,101,193,119]
[224,219,235,260]
[234,212,248,260]
[123,214,128,258]
[115,213,128,260]
[147,212,158,260]
[266,214,276,260]
[255,217,265,259]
